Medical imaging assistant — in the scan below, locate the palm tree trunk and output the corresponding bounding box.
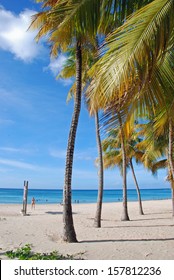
[94,112,104,228]
[171,180,174,217]
[63,42,82,242]
[129,158,144,215]
[118,112,130,221]
[168,119,174,179]
[169,120,174,217]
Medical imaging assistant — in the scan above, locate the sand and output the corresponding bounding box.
[0,200,174,260]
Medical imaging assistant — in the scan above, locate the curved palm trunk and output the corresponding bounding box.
[94,111,104,228]
[171,180,174,217]
[129,158,144,215]
[118,113,130,221]
[169,120,174,218]
[168,119,174,179]
[63,42,82,242]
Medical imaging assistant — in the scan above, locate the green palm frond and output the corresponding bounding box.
[102,150,122,169]
[135,119,168,171]
[101,123,145,175]
[30,0,103,54]
[87,0,174,111]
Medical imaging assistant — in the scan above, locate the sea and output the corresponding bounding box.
[0,188,172,204]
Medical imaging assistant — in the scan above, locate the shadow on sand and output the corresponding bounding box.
[80,237,174,243]
[45,211,62,215]
[45,211,77,215]
[104,224,174,229]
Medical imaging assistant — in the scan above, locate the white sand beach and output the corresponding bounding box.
[0,200,174,260]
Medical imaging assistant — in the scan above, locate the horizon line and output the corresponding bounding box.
[0,187,171,191]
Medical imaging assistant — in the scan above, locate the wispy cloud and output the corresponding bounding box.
[44,55,73,86]
[0,88,34,113]
[58,77,73,86]
[45,55,67,76]
[49,149,66,159]
[0,7,44,62]
[0,158,38,170]
[0,157,65,173]
[0,147,35,154]
[73,168,97,180]
[75,152,94,161]
[49,148,96,161]
[0,118,15,125]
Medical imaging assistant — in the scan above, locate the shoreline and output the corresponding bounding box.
[0,199,174,260]
[0,196,172,205]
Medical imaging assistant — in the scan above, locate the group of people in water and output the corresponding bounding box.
[31,197,80,209]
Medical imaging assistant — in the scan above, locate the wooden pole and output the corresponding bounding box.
[22,180,28,216]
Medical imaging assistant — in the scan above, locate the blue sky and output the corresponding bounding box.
[0,0,170,190]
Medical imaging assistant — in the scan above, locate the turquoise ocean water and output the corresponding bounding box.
[0,188,172,204]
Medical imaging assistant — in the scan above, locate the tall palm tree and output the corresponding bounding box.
[93,111,104,227]
[87,1,155,222]
[117,111,130,220]
[87,1,174,210]
[86,0,154,225]
[58,44,104,228]
[30,0,103,242]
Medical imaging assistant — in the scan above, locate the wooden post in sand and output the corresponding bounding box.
[22,180,28,216]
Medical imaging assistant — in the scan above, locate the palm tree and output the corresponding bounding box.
[86,0,154,225]
[117,111,130,220]
[58,44,104,228]
[137,119,174,216]
[30,0,103,242]
[102,125,144,216]
[88,1,156,222]
[93,111,104,227]
[129,158,144,215]
[87,0,174,212]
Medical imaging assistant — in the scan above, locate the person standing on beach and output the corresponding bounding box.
[31,197,36,209]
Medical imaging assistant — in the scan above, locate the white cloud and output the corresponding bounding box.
[0,158,38,170]
[0,7,44,62]
[49,148,66,159]
[0,147,35,154]
[75,152,93,161]
[46,55,67,76]
[0,157,64,173]
[44,55,73,86]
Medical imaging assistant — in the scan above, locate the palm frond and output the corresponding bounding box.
[151,159,167,175]
[87,0,174,111]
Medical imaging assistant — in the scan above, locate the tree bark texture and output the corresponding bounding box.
[169,119,174,180]
[94,112,104,228]
[118,112,130,221]
[63,42,82,242]
[171,180,174,217]
[130,158,144,215]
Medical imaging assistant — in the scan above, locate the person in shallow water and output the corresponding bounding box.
[31,197,36,209]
